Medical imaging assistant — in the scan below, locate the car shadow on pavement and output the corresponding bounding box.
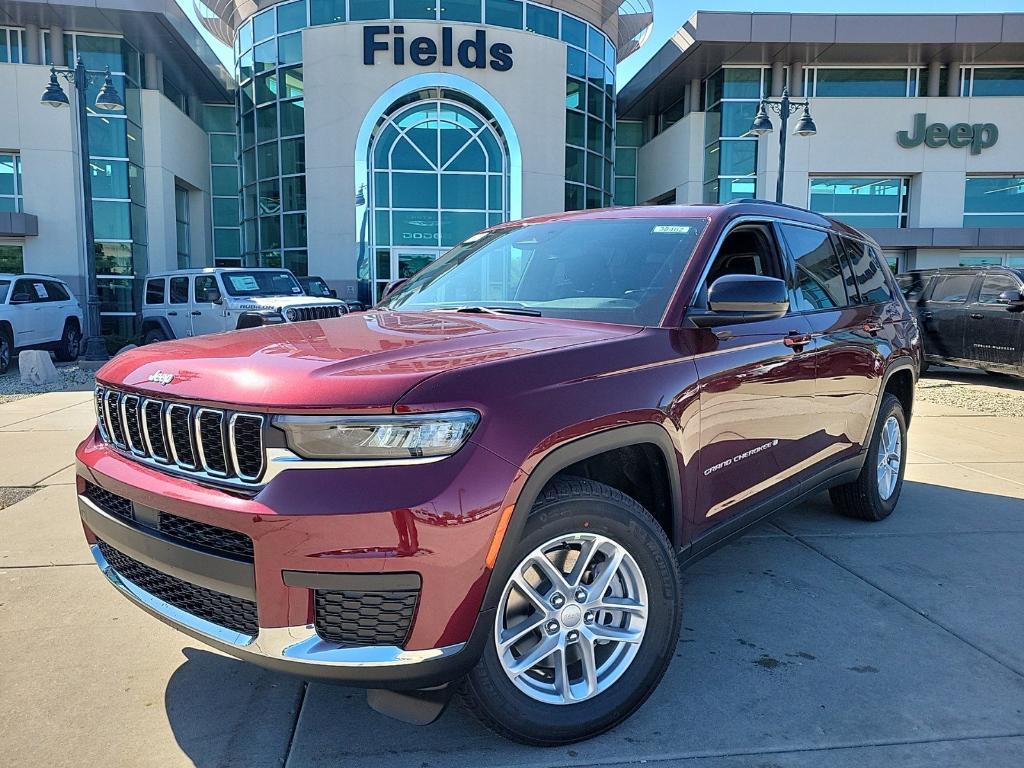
[162,482,1024,768]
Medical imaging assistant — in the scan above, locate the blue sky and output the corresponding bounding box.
[178,1,1024,88]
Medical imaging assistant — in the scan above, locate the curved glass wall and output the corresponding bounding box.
[233,0,616,281]
[369,92,508,301]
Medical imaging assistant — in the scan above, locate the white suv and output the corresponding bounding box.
[140,268,348,344]
[0,273,84,374]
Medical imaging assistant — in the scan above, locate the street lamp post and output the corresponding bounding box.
[749,87,817,204]
[40,57,125,362]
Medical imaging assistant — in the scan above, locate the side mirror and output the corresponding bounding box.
[996,289,1024,308]
[329,289,338,299]
[204,291,222,304]
[380,278,409,302]
[691,275,790,327]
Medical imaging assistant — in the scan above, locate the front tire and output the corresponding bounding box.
[54,321,81,362]
[461,477,681,745]
[829,393,907,521]
[143,328,168,345]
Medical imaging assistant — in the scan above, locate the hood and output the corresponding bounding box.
[97,311,639,410]
[227,295,345,310]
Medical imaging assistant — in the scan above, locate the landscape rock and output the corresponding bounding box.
[18,351,59,386]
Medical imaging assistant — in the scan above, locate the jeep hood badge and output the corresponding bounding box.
[147,370,176,386]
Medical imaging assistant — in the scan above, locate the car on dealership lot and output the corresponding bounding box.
[0,273,83,374]
[77,201,919,744]
[297,274,340,299]
[898,266,1024,377]
[140,267,349,344]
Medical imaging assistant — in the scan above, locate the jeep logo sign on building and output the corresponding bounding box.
[897,113,999,154]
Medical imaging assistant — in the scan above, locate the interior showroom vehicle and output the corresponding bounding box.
[76,200,920,744]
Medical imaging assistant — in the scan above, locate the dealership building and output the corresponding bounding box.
[0,3,1022,339]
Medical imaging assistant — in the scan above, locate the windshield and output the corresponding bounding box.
[303,277,332,297]
[0,280,9,303]
[221,270,303,298]
[379,218,707,325]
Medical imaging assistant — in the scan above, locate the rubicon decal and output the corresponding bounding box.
[704,439,779,476]
[363,25,513,71]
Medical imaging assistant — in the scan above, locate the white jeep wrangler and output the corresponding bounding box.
[140,268,348,344]
[0,273,84,374]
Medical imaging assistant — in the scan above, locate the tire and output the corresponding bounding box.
[143,328,168,345]
[54,321,81,362]
[461,477,681,745]
[829,393,907,522]
[0,328,11,375]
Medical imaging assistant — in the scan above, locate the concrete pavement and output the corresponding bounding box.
[0,390,1022,767]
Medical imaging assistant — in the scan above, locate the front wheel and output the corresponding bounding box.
[143,328,168,345]
[461,477,681,745]
[829,393,907,521]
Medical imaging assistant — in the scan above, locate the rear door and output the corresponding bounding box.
[166,276,193,338]
[921,273,977,362]
[964,271,1024,369]
[42,280,74,341]
[191,275,225,336]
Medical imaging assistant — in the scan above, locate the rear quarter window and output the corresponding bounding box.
[145,279,165,305]
[929,274,976,303]
[842,240,893,303]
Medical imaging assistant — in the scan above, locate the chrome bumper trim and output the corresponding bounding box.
[90,543,464,668]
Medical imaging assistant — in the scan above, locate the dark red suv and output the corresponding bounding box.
[77,202,920,744]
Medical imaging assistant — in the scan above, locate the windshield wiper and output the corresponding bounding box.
[442,305,542,317]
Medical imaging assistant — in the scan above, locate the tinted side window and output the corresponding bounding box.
[44,281,71,301]
[780,224,848,311]
[194,275,221,303]
[12,280,40,303]
[169,276,189,304]
[145,279,165,305]
[978,274,1021,304]
[929,274,975,303]
[842,240,893,303]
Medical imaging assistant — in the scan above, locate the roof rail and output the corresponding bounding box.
[726,198,819,214]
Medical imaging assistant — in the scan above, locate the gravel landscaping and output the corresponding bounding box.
[918,366,1024,417]
[0,361,96,404]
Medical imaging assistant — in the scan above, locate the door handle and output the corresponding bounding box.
[970,313,984,320]
[167,311,178,316]
[922,311,933,319]
[191,311,202,316]
[863,320,883,334]
[783,332,812,349]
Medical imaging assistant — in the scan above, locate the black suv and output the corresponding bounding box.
[899,266,1024,377]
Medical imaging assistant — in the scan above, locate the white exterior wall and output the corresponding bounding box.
[0,63,86,294]
[141,90,213,273]
[635,112,705,205]
[302,21,567,288]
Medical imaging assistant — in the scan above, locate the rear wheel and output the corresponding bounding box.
[829,393,907,521]
[0,329,11,374]
[54,321,81,362]
[143,328,168,345]
[461,477,681,745]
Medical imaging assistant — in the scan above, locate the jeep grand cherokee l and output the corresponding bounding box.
[76,201,920,745]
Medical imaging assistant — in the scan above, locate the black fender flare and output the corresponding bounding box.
[141,316,175,340]
[480,423,683,613]
[870,356,917,434]
[236,311,284,330]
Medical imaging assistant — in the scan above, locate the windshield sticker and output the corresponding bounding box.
[652,225,691,234]
[227,275,260,291]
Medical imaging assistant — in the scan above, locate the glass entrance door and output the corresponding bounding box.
[375,248,442,300]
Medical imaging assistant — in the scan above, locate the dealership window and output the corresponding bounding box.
[703,67,769,203]
[0,244,23,273]
[0,154,23,213]
[961,67,1024,97]
[1,27,23,63]
[964,176,1024,227]
[959,255,1004,267]
[808,177,910,228]
[175,186,191,269]
[807,68,914,98]
[203,104,242,267]
[613,121,641,207]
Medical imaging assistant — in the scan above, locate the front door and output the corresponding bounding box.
[920,273,976,362]
[965,272,1024,368]
[393,248,442,281]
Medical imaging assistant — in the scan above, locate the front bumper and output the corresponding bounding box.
[77,431,517,687]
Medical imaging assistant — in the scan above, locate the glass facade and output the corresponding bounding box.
[962,67,1024,97]
[203,104,243,266]
[703,67,767,203]
[0,154,22,213]
[809,177,910,228]
[234,0,615,289]
[964,176,1024,227]
[807,67,916,98]
[1,27,23,63]
[613,121,641,207]
[175,186,191,268]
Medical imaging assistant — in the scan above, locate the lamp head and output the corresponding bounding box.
[95,68,125,112]
[793,107,817,137]
[40,67,70,108]
[750,103,773,136]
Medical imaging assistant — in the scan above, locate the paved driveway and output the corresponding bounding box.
[1,386,1022,767]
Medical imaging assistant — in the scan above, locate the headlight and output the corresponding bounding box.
[286,308,298,321]
[272,411,479,460]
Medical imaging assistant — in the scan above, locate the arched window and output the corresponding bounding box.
[368,90,509,301]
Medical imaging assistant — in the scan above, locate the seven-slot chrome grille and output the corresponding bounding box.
[95,386,266,486]
[289,305,344,322]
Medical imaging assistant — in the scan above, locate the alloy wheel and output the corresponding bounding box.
[494,532,648,705]
[876,415,902,501]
